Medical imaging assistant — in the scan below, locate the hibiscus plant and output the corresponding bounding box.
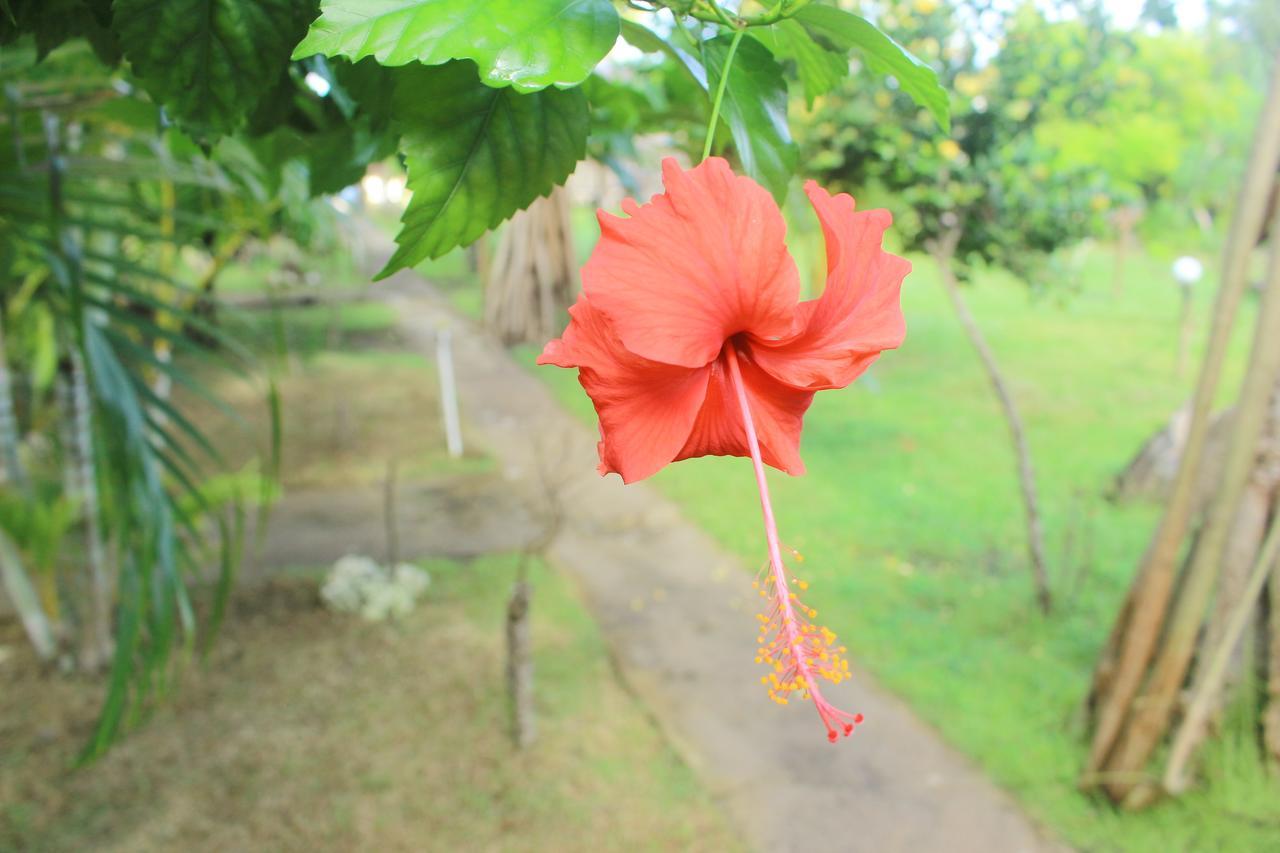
[2,0,949,748]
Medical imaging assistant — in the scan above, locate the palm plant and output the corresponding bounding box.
[0,42,281,758]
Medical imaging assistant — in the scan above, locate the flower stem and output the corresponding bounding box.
[700,26,746,163]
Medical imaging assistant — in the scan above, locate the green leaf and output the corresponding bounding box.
[702,35,797,205]
[752,20,846,108]
[377,61,588,278]
[254,119,397,198]
[292,0,618,92]
[0,0,118,62]
[113,0,318,138]
[795,5,950,132]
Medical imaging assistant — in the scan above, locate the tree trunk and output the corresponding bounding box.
[1083,56,1280,781]
[1266,563,1280,764]
[506,567,536,748]
[1112,206,1141,297]
[484,188,576,346]
[383,457,399,569]
[1097,188,1280,807]
[1109,402,1232,511]
[0,321,56,661]
[58,351,113,672]
[933,240,1052,613]
[468,232,492,284]
[191,230,249,339]
[0,322,28,492]
[0,525,57,662]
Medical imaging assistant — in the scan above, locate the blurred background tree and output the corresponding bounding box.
[799,0,1119,613]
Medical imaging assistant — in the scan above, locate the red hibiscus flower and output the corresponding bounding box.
[538,157,910,741]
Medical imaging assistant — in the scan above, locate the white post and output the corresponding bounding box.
[436,327,464,458]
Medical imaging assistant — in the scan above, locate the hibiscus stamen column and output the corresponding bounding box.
[724,345,864,741]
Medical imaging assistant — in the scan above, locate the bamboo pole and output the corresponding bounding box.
[1103,198,1280,805]
[1085,55,1280,777]
[1164,512,1280,792]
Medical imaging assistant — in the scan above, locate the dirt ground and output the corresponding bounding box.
[0,569,740,852]
[0,333,741,852]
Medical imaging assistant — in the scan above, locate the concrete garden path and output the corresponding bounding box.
[372,256,1064,853]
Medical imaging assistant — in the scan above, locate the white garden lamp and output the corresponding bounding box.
[1173,256,1204,377]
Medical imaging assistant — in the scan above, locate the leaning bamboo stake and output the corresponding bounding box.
[1103,198,1280,806]
[1085,55,1280,777]
[1189,391,1280,713]
[1164,512,1280,792]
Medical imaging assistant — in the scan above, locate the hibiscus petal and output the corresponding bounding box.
[675,349,814,475]
[583,157,800,369]
[751,182,910,391]
[538,296,710,483]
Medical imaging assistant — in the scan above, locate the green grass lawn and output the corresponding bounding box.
[514,232,1276,852]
